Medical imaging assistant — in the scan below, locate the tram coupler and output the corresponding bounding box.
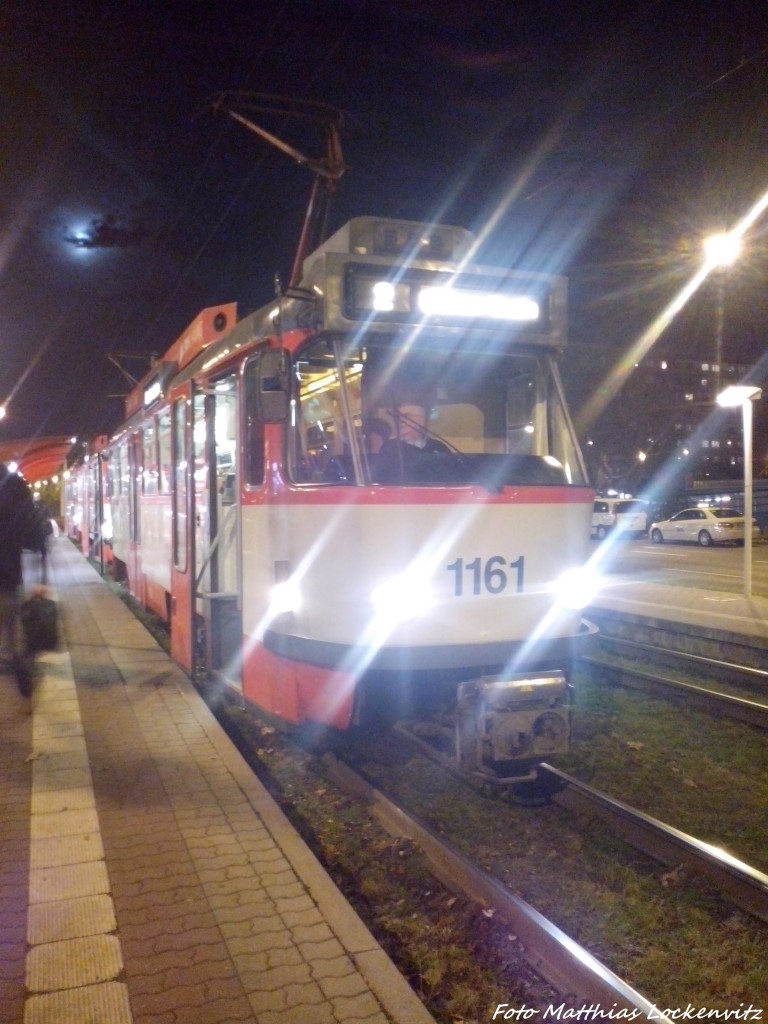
[455,671,571,781]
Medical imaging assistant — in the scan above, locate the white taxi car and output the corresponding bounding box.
[649,507,757,547]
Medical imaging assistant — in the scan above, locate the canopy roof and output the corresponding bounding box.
[0,436,74,484]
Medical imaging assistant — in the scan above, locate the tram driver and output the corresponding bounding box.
[373,401,452,482]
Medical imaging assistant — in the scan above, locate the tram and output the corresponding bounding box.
[66,212,596,784]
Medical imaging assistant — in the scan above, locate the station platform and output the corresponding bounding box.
[0,537,436,1024]
[590,573,768,645]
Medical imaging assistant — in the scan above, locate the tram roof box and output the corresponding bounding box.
[301,217,476,282]
[124,304,237,418]
[164,303,238,371]
[300,217,568,348]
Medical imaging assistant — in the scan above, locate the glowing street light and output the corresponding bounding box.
[703,231,742,269]
[716,385,762,598]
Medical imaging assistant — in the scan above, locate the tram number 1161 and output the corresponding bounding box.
[446,556,525,596]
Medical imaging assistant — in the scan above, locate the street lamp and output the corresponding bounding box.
[703,231,741,269]
[716,384,762,597]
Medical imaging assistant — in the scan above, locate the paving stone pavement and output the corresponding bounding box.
[0,539,436,1024]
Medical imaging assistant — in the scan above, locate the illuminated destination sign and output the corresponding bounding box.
[143,379,162,407]
[343,265,551,329]
[142,362,178,409]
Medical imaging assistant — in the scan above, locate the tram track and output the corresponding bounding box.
[581,647,768,729]
[540,764,768,926]
[323,724,768,1007]
[581,636,768,731]
[215,688,768,1011]
[322,752,672,1019]
[596,635,768,693]
[390,722,768,927]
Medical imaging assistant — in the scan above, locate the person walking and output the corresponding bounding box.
[0,463,47,695]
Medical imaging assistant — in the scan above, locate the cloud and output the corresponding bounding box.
[63,215,147,249]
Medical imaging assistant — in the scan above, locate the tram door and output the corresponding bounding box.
[127,431,144,605]
[170,393,193,669]
[192,373,242,686]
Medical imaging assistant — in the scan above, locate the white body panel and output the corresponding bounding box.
[241,495,591,653]
[140,497,174,592]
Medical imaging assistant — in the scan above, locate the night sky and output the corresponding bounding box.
[2,0,768,447]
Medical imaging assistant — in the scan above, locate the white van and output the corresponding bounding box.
[591,497,648,540]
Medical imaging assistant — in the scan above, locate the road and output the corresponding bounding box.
[589,535,768,600]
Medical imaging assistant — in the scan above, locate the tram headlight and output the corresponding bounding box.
[553,566,600,610]
[269,577,303,617]
[370,573,433,625]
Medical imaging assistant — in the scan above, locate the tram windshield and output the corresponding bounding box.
[289,333,586,488]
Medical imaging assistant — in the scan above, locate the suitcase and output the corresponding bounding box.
[20,591,59,654]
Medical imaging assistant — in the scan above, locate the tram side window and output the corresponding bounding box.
[291,337,362,484]
[212,373,238,502]
[158,411,172,493]
[172,399,188,572]
[505,371,537,455]
[119,443,130,498]
[143,422,158,495]
[106,449,118,499]
[243,357,265,486]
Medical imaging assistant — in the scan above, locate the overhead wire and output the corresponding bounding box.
[125,1,293,351]
[520,40,768,205]
[132,0,370,354]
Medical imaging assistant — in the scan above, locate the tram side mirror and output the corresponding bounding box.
[257,350,289,422]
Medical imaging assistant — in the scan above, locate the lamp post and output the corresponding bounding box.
[704,231,741,396]
[716,385,762,597]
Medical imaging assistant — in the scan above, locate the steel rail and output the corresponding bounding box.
[581,652,768,731]
[540,764,768,926]
[598,634,768,690]
[323,753,673,1020]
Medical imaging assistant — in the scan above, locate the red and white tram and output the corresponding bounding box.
[69,215,596,783]
[63,434,111,565]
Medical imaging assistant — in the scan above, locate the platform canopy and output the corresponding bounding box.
[0,436,74,484]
